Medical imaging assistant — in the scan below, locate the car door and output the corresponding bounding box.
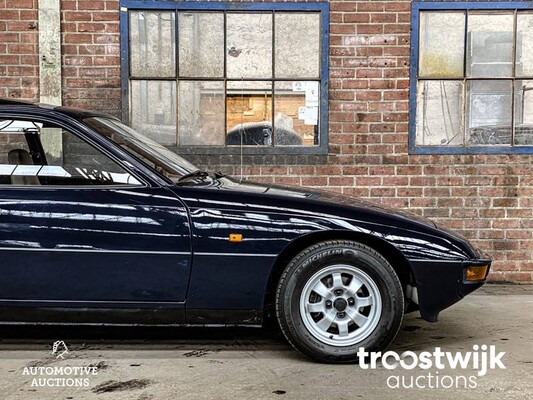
[0,116,191,316]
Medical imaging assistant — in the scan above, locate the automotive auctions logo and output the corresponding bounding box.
[22,341,100,388]
[357,345,506,389]
[51,340,69,359]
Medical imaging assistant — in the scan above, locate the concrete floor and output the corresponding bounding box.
[0,285,531,400]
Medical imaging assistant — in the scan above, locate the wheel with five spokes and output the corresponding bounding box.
[276,240,404,363]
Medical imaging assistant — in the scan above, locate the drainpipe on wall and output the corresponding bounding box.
[38,0,63,164]
[38,0,62,106]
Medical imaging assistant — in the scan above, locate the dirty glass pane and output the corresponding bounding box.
[466,80,512,145]
[130,80,177,145]
[226,13,272,79]
[130,11,175,78]
[466,12,513,77]
[226,81,272,146]
[516,13,533,77]
[416,81,463,145]
[275,13,320,79]
[177,81,225,146]
[514,80,533,145]
[274,81,319,146]
[178,12,224,78]
[419,12,465,78]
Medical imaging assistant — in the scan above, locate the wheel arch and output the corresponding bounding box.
[262,230,414,323]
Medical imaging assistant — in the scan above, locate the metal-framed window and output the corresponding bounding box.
[410,1,533,155]
[119,1,329,155]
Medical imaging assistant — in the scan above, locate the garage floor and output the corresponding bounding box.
[0,285,531,400]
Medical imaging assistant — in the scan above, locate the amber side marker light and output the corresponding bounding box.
[465,265,489,281]
[229,233,243,242]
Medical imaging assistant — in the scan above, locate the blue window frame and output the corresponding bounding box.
[119,1,329,155]
[410,1,533,155]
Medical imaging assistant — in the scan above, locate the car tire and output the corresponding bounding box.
[276,240,404,363]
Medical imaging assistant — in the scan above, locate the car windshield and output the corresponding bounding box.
[84,117,198,181]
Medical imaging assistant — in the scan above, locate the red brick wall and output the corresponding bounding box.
[61,0,121,115]
[0,0,39,100]
[2,0,532,282]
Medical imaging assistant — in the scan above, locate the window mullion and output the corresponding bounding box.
[463,10,468,148]
[511,10,518,148]
[223,11,227,148]
[271,10,276,147]
[174,10,179,146]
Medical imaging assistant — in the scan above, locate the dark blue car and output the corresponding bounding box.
[0,99,490,362]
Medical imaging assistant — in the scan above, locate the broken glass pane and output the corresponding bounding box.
[274,81,319,146]
[516,13,533,77]
[416,81,463,145]
[177,81,225,146]
[419,12,465,78]
[466,80,512,145]
[514,80,533,145]
[275,13,320,79]
[466,12,513,77]
[226,81,272,146]
[130,80,177,145]
[178,12,224,78]
[226,13,272,79]
[130,11,175,78]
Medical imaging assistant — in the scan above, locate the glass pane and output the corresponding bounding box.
[466,80,512,145]
[178,12,224,78]
[516,13,533,77]
[419,12,465,78]
[129,11,176,78]
[178,81,225,146]
[274,81,319,146]
[275,13,320,79]
[59,131,141,185]
[415,81,463,146]
[226,13,272,79]
[130,80,177,145]
[0,121,33,184]
[466,12,513,77]
[514,80,533,145]
[226,81,272,146]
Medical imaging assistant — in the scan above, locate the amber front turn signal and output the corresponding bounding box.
[229,233,243,242]
[465,265,489,281]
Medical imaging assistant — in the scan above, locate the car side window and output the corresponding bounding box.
[0,119,142,186]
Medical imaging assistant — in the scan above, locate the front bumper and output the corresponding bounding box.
[409,258,491,322]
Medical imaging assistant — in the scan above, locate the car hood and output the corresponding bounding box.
[200,177,437,228]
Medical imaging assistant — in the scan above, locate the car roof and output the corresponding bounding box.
[0,98,118,121]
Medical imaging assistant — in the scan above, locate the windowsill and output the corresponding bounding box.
[409,145,533,155]
[169,145,329,155]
